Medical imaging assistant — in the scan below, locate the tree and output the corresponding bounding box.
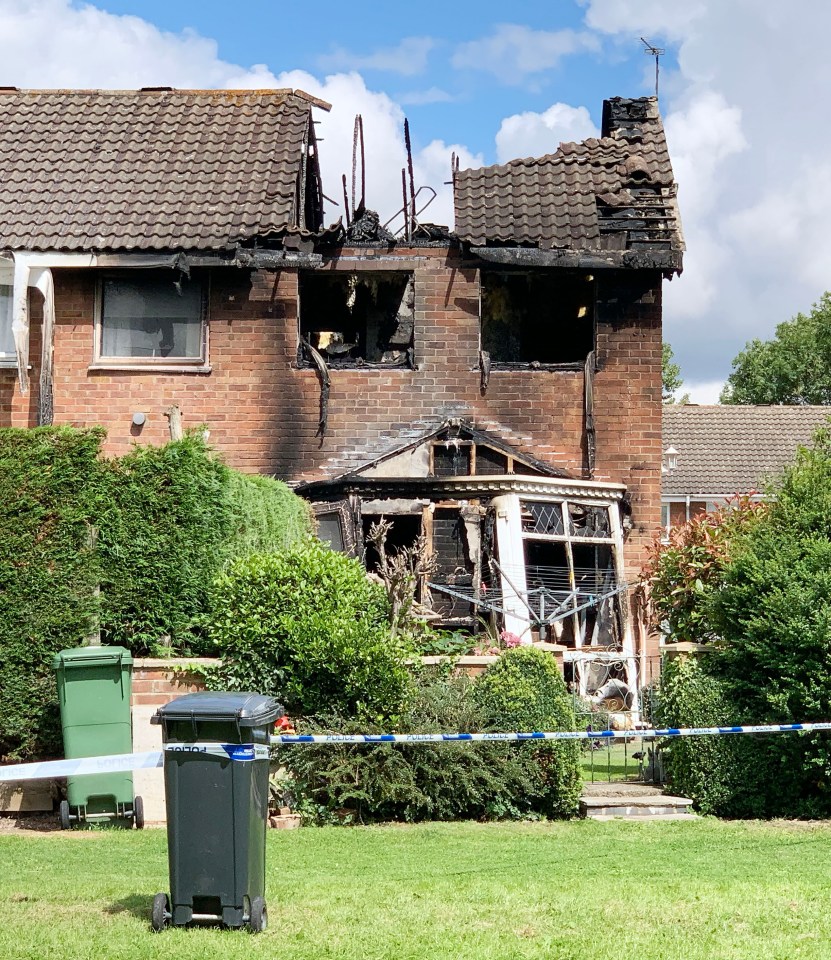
[662,342,689,403]
[720,293,831,404]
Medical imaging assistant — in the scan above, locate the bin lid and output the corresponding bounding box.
[153,692,284,726]
[52,645,133,670]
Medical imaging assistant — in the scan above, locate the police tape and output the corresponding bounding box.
[0,744,269,783]
[4,722,831,782]
[269,721,831,745]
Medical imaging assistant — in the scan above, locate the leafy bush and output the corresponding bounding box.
[205,541,411,720]
[641,496,766,644]
[99,434,312,654]
[0,427,106,760]
[284,670,544,824]
[655,654,746,816]
[474,647,581,818]
[705,430,831,817]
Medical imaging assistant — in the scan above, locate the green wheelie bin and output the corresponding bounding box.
[150,692,283,933]
[52,645,143,829]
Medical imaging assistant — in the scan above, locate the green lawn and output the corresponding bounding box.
[2,819,831,959]
[580,742,643,781]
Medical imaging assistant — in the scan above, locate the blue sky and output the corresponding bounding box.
[3,0,831,401]
[84,0,672,161]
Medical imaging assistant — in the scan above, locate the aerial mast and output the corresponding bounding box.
[640,37,665,100]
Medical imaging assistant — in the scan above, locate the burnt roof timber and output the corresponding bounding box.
[470,246,683,272]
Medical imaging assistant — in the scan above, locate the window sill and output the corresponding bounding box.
[298,363,414,372]
[88,362,212,374]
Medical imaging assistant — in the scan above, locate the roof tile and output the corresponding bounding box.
[0,88,315,252]
[663,405,831,497]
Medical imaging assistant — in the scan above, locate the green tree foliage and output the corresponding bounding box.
[0,428,107,760]
[474,647,581,818]
[662,342,688,403]
[720,293,831,404]
[205,542,411,720]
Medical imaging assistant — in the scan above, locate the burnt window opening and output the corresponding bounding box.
[431,507,475,621]
[299,272,414,368]
[362,513,422,573]
[480,271,595,366]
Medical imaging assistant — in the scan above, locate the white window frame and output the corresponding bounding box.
[91,271,210,373]
[0,283,15,367]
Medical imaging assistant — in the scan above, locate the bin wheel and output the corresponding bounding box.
[249,896,267,933]
[59,800,71,831]
[151,893,170,932]
[133,796,145,830]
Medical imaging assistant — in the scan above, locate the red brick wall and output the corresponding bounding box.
[131,659,211,708]
[0,247,663,578]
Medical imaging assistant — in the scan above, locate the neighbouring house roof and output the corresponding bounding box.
[0,88,328,253]
[453,97,683,269]
[662,404,831,498]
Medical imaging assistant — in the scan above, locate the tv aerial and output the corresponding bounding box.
[640,38,665,99]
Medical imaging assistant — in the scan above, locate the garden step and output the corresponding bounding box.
[580,794,695,819]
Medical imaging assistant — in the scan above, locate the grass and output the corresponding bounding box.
[2,819,831,959]
[580,742,643,781]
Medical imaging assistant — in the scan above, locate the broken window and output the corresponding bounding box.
[480,271,594,366]
[96,272,206,365]
[299,272,414,368]
[0,284,14,365]
[312,502,357,556]
[430,507,475,622]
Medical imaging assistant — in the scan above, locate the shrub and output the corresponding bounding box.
[655,654,746,816]
[706,432,831,817]
[205,541,410,720]
[284,670,544,824]
[0,427,106,760]
[641,496,766,644]
[474,647,581,818]
[99,434,312,654]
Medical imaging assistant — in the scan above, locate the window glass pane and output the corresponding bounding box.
[0,285,14,357]
[101,275,202,359]
[316,514,345,553]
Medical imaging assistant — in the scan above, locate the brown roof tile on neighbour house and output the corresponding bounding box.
[662,405,831,497]
[454,97,683,261]
[0,88,325,252]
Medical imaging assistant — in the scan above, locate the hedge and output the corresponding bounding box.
[0,427,107,760]
[0,428,313,761]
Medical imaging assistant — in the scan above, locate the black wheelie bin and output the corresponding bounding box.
[150,692,283,932]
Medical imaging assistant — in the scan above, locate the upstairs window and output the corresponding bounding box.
[299,272,414,368]
[95,272,206,367]
[480,271,594,367]
[0,285,14,365]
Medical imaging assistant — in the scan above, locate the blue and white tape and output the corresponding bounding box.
[3,722,831,782]
[0,750,162,783]
[270,721,831,745]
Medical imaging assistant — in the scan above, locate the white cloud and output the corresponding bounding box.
[316,37,435,77]
[683,379,724,405]
[583,0,831,387]
[581,0,706,41]
[452,24,599,85]
[495,102,598,164]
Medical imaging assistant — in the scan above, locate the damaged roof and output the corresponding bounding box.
[663,404,831,497]
[0,88,327,252]
[454,97,683,267]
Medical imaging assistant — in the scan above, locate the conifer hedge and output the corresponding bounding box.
[0,428,312,761]
[0,428,107,760]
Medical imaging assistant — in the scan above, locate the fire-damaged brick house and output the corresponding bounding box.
[0,88,682,712]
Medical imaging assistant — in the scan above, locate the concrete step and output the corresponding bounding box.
[580,794,695,819]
